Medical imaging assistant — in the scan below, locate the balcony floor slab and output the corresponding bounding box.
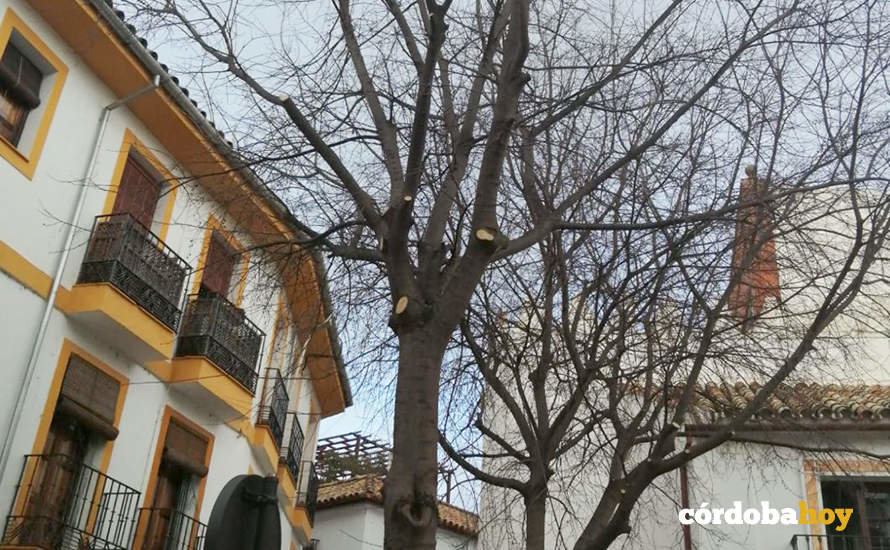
[147,357,254,420]
[66,282,176,362]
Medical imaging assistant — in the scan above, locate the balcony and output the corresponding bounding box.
[1,454,141,550]
[280,412,304,483]
[68,214,189,361]
[77,213,189,330]
[258,370,289,449]
[295,462,319,527]
[135,508,206,550]
[175,293,263,393]
[791,534,890,550]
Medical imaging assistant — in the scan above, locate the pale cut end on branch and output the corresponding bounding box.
[404,195,413,202]
[395,296,409,314]
[475,227,497,242]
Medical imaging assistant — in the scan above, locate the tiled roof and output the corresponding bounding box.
[316,475,480,536]
[687,381,890,426]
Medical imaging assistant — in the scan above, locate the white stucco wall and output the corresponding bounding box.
[479,432,890,550]
[313,502,477,550]
[0,1,337,548]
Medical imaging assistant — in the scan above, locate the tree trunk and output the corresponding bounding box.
[383,328,449,549]
[525,487,547,550]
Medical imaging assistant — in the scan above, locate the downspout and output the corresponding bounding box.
[680,438,693,550]
[0,74,162,510]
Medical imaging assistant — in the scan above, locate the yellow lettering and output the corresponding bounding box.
[834,509,853,532]
[798,501,818,524]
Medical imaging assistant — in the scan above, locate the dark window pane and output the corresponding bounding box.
[0,43,42,146]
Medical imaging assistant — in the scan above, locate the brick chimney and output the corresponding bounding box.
[728,166,780,320]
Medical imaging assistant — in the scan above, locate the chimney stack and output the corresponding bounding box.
[728,166,780,321]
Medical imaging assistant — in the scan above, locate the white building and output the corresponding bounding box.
[313,475,478,550]
[479,171,890,550]
[0,1,351,548]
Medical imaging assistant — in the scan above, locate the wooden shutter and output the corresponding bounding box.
[0,43,41,145]
[0,44,41,109]
[200,232,237,298]
[58,355,120,440]
[163,421,209,477]
[112,156,161,229]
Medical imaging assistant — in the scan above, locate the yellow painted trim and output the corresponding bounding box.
[135,406,214,549]
[289,506,313,539]
[0,8,68,179]
[803,458,888,540]
[278,463,296,500]
[16,340,128,517]
[0,240,72,309]
[67,283,175,358]
[101,128,178,241]
[266,297,287,370]
[191,215,250,306]
[251,424,282,471]
[0,240,52,298]
[156,357,255,418]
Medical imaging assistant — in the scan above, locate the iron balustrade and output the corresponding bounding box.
[792,534,890,550]
[175,292,263,393]
[258,369,288,448]
[1,454,141,550]
[280,412,304,481]
[78,213,190,330]
[296,461,319,526]
[137,508,206,550]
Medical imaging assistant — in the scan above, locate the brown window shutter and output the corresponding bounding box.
[112,156,161,229]
[163,421,209,477]
[0,44,41,109]
[200,232,237,297]
[58,355,121,440]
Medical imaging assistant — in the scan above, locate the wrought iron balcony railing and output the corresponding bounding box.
[137,507,206,550]
[78,213,190,330]
[257,369,289,448]
[175,292,263,393]
[791,534,890,550]
[280,412,304,481]
[1,454,141,550]
[295,461,319,526]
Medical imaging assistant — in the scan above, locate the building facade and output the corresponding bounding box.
[311,433,478,550]
[0,1,351,549]
[314,476,478,550]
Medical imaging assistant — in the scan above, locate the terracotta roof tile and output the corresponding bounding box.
[687,381,890,426]
[317,475,479,536]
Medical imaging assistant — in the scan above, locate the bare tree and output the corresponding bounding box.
[119,0,890,548]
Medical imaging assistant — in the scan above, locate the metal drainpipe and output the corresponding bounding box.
[0,74,162,510]
[680,438,693,550]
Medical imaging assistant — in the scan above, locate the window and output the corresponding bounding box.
[19,354,122,549]
[111,155,161,229]
[822,480,890,550]
[0,9,68,179]
[200,231,238,299]
[0,42,41,145]
[144,416,210,550]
